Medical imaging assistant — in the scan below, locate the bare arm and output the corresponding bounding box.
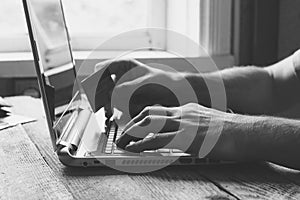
[184,50,300,114]
[265,50,300,111]
[208,113,300,170]
[117,103,300,170]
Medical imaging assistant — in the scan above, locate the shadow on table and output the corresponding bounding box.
[62,162,236,176]
[61,161,300,185]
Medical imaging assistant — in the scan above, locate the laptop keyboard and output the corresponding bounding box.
[104,121,184,155]
[105,122,122,154]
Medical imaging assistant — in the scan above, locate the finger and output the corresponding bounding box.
[122,106,175,133]
[116,115,180,149]
[122,106,177,136]
[116,115,178,149]
[125,132,177,153]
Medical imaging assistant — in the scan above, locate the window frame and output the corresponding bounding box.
[166,0,232,57]
[0,0,167,52]
[0,0,232,56]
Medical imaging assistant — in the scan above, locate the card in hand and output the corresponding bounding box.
[81,65,115,113]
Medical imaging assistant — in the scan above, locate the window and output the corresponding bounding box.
[62,0,166,51]
[0,0,232,57]
[0,0,31,52]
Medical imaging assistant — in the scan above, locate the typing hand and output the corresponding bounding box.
[95,58,184,119]
[293,49,300,71]
[116,103,235,157]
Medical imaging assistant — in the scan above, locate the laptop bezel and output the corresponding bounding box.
[22,0,78,151]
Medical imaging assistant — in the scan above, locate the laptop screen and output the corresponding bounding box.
[24,0,82,149]
[27,0,73,71]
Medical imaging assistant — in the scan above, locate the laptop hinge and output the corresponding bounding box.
[56,109,91,152]
[45,83,55,121]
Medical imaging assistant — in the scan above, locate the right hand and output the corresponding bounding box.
[116,103,236,159]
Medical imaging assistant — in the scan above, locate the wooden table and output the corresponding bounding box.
[1,96,300,200]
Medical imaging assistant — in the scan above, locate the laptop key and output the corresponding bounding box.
[112,121,119,143]
[105,148,112,154]
[105,144,113,154]
[113,146,124,154]
[105,130,114,154]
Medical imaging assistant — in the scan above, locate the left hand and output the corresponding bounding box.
[116,103,237,158]
[94,58,184,119]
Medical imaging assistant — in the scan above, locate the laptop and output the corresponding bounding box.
[22,0,225,170]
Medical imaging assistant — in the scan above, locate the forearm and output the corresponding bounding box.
[222,114,300,170]
[183,67,274,114]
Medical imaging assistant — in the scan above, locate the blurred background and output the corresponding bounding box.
[0,0,299,99]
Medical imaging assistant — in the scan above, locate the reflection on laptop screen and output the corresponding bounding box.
[28,0,81,129]
[29,0,73,70]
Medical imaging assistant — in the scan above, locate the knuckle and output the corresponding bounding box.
[142,106,151,115]
[151,134,160,142]
[119,58,137,66]
[106,58,132,67]
[124,58,136,63]
[95,59,114,70]
[165,108,175,117]
[140,115,151,126]
[144,115,151,121]
[185,102,197,108]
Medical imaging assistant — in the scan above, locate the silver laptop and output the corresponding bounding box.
[23,0,224,170]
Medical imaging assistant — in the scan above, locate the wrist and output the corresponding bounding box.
[230,114,271,161]
[208,113,266,161]
[206,112,242,160]
[181,72,211,107]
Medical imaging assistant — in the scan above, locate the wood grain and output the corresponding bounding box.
[194,163,300,200]
[5,96,300,200]
[9,97,155,200]
[0,125,73,200]
[267,163,300,187]
[7,96,233,200]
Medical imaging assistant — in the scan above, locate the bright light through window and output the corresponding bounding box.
[0,0,153,51]
[63,0,149,37]
[0,0,28,36]
[0,0,149,37]
[0,0,232,56]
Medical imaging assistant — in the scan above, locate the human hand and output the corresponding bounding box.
[95,58,194,119]
[116,103,236,158]
[293,49,300,71]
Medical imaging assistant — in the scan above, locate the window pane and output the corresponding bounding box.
[63,0,149,37]
[0,0,28,36]
[0,0,149,37]
[0,0,166,51]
